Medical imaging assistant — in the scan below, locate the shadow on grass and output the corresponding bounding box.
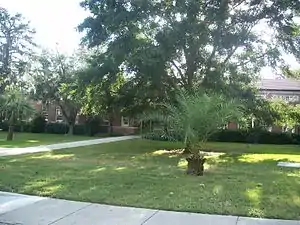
[0,139,299,220]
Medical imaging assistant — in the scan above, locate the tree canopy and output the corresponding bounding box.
[0,88,34,140]
[0,7,35,92]
[30,50,82,134]
[78,0,300,96]
[79,64,126,132]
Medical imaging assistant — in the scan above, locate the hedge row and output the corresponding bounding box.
[0,120,109,136]
[210,129,300,145]
[143,129,300,145]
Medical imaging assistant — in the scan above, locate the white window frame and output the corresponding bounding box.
[288,95,299,102]
[55,107,63,122]
[121,116,129,127]
[75,114,79,124]
[102,119,110,126]
[42,104,49,121]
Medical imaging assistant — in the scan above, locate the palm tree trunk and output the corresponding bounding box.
[7,125,14,141]
[183,141,192,154]
[186,153,206,176]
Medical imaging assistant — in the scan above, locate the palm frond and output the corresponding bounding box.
[0,89,35,123]
[143,90,243,147]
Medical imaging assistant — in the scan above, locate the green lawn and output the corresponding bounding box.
[203,141,300,154]
[0,132,97,148]
[0,139,299,220]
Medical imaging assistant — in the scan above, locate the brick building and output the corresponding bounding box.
[258,78,300,133]
[258,79,300,103]
[32,101,138,135]
[228,78,300,133]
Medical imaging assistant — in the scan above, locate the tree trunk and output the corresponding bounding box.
[59,103,78,136]
[68,123,74,135]
[140,120,143,135]
[7,125,14,141]
[108,115,114,135]
[186,153,206,176]
[108,122,113,135]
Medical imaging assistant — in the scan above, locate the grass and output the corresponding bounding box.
[203,141,300,155]
[0,132,97,148]
[0,139,299,220]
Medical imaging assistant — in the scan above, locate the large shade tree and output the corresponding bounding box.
[269,99,300,132]
[79,61,126,134]
[78,0,300,96]
[31,50,82,135]
[144,91,242,176]
[0,7,35,92]
[0,89,34,141]
[79,50,174,127]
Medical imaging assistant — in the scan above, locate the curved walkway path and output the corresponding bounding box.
[0,136,139,157]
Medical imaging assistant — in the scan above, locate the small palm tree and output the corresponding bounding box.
[0,89,35,141]
[143,91,243,176]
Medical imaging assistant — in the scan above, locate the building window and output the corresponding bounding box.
[288,95,299,102]
[56,107,63,122]
[102,119,110,126]
[276,95,299,103]
[75,114,80,124]
[121,116,129,127]
[41,104,48,121]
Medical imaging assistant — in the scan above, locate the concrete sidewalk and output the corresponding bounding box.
[0,192,299,225]
[0,136,139,157]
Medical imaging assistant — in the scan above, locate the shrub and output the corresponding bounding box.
[0,120,31,132]
[142,129,182,142]
[0,121,9,131]
[74,124,87,135]
[210,129,296,145]
[85,116,102,136]
[210,130,248,143]
[291,134,300,145]
[98,125,109,133]
[144,128,300,145]
[256,132,293,145]
[19,121,32,132]
[45,123,68,134]
[31,114,46,133]
[45,122,98,136]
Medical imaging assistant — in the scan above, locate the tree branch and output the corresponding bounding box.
[221,20,259,66]
[204,45,217,75]
[222,45,240,65]
[231,0,247,10]
[235,51,269,68]
[171,60,187,86]
[204,0,229,75]
[58,103,76,125]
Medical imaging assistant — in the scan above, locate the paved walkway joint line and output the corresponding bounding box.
[48,203,93,225]
[140,210,159,225]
